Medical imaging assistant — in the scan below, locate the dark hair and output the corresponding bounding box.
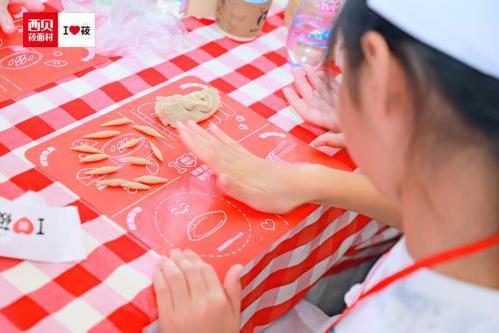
[330,0,499,158]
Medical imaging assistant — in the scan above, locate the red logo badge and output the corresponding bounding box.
[23,12,58,48]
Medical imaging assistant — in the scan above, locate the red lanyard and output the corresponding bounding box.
[324,233,499,332]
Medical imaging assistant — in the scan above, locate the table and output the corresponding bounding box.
[0,1,399,332]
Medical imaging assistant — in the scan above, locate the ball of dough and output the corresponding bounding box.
[155,87,221,127]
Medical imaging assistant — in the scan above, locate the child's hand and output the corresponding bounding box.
[177,120,317,214]
[283,65,346,148]
[0,0,44,34]
[154,249,242,333]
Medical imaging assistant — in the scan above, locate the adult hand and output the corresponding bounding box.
[0,0,44,34]
[283,64,346,148]
[177,120,317,214]
[154,249,242,333]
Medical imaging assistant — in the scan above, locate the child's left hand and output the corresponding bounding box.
[154,249,242,333]
[177,120,318,214]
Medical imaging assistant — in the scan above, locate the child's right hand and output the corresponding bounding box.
[283,65,346,148]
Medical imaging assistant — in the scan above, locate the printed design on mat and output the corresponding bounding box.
[126,207,143,231]
[152,192,252,258]
[71,139,99,147]
[145,157,160,175]
[169,152,197,174]
[101,133,146,158]
[179,83,210,90]
[76,167,104,186]
[187,210,227,241]
[81,48,96,62]
[39,146,56,167]
[265,141,298,165]
[260,215,289,231]
[170,201,191,215]
[258,131,287,139]
[260,218,276,231]
[0,49,42,70]
[238,123,249,130]
[44,59,69,68]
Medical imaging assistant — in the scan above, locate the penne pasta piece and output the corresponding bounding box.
[122,181,150,190]
[79,154,109,163]
[84,166,121,175]
[121,137,142,150]
[135,176,168,184]
[83,130,120,139]
[149,141,163,162]
[132,125,165,138]
[70,145,101,154]
[97,179,128,187]
[123,156,149,166]
[100,117,133,127]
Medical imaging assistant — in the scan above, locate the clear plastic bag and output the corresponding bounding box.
[61,0,189,57]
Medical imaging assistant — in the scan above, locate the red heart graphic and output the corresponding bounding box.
[260,219,276,231]
[13,217,34,235]
[69,25,80,35]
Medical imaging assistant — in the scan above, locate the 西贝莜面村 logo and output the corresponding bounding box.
[23,12,58,47]
[23,12,95,48]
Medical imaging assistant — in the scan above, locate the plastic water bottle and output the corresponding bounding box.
[287,0,345,68]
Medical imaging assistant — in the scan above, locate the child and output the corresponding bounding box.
[153,0,499,332]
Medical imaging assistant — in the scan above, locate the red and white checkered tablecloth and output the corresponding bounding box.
[0,1,400,332]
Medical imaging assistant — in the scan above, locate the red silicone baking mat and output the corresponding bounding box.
[0,5,106,103]
[26,76,351,275]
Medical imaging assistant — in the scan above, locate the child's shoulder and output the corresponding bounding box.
[339,239,499,332]
[383,239,499,330]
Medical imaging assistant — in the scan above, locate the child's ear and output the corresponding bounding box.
[360,31,391,115]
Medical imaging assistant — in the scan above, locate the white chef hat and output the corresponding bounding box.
[367,0,499,80]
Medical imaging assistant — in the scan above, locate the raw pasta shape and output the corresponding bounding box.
[70,145,101,154]
[83,131,120,139]
[97,179,128,187]
[121,138,142,150]
[100,118,133,127]
[122,181,150,190]
[132,125,165,138]
[123,156,149,166]
[79,154,109,163]
[149,141,163,162]
[135,176,168,184]
[84,166,121,175]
